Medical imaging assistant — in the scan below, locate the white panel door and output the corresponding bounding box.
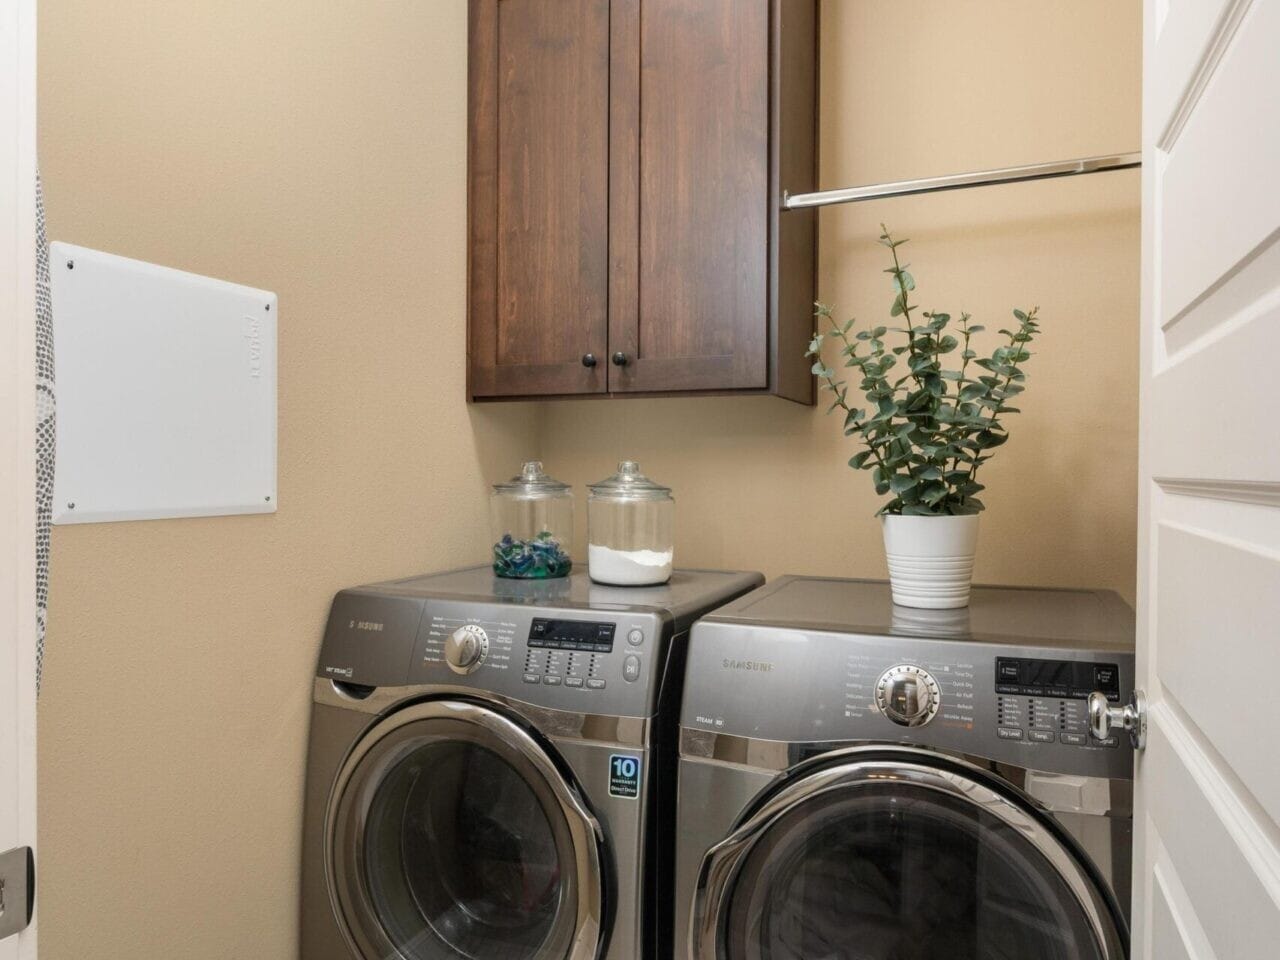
[1135,1,1280,957]
[0,0,37,956]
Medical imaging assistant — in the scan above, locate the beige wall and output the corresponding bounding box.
[37,1,1139,958]
[544,0,1141,599]
[38,2,535,956]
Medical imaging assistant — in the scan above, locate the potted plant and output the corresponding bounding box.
[807,226,1041,608]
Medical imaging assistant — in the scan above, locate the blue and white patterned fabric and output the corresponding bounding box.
[35,172,54,693]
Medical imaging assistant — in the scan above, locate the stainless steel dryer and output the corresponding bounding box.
[675,576,1135,960]
[300,564,762,960]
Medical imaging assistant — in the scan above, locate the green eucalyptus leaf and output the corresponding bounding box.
[888,474,918,494]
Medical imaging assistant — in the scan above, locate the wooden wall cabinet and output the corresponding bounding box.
[468,0,817,404]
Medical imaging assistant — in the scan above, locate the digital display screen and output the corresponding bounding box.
[995,657,1120,701]
[528,618,615,653]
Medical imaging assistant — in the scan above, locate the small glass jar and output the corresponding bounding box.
[490,461,573,579]
[587,461,674,586]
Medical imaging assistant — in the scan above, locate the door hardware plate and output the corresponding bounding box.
[0,845,34,940]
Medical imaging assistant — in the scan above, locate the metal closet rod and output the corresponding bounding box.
[783,151,1141,210]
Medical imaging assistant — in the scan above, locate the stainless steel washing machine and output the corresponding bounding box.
[299,564,762,960]
[675,576,1135,960]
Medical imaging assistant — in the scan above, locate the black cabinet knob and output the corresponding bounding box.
[582,353,597,368]
[611,352,629,366]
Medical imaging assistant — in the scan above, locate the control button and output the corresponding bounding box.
[623,655,642,682]
[995,684,1020,695]
[627,628,645,646]
[1060,732,1087,745]
[522,673,540,684]
[1029,730,1056,743]
[586,678,606,690]
[542,675,562,686]
[1093,734,1120,748]
[997,727,1025,740]
[565,677,584,688]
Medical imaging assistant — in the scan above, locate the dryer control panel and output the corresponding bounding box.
[993,656,1122,747]
[683,621,1136,780]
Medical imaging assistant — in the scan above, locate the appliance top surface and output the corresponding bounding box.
[360,564,763,626]
[702,576,1134,653]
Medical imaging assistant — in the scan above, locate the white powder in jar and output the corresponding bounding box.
[588,544,674,586]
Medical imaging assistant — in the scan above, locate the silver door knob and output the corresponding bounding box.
[1088,689,1147,750]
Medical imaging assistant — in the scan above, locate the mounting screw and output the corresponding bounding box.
[66,260,74,270]
[265,496,272,502]
[265,303,271,312]
[67,502,75,509]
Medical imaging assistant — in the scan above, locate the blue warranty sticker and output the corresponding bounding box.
[609,754,642,799]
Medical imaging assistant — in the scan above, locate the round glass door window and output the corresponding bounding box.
[719,779,1120,960]
[328,703,602,960]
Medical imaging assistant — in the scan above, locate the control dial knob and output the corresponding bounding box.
[445,625,489,675]
[875,664,941,727]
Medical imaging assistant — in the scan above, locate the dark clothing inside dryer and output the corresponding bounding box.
[723,782,1106,960]
[363,739,570,959]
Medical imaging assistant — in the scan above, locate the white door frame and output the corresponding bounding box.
[0,0,38,955]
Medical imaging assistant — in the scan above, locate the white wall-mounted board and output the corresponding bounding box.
[50,242,277,524]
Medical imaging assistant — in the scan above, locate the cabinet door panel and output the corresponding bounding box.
[469,0,609,398]
[610,0,770,393]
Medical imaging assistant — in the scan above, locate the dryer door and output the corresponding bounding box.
[327,699,605,960]
[692,753,1125,960]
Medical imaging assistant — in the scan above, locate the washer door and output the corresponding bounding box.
[692,752,1125,960]
[327,699,605,960]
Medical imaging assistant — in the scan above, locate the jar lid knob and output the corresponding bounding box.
[493,460,570,493]
[588,460,672,498]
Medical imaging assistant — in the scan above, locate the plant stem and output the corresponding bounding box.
[965,320,1030,501]
[818,322,894,479]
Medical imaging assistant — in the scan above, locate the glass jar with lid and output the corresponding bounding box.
[587,461,674,586]
[490,461,573,579]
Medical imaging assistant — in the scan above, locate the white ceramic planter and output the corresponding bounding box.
[882,514,980,609]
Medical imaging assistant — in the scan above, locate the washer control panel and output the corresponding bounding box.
[408,600,664,717]
[521,618,625,690]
